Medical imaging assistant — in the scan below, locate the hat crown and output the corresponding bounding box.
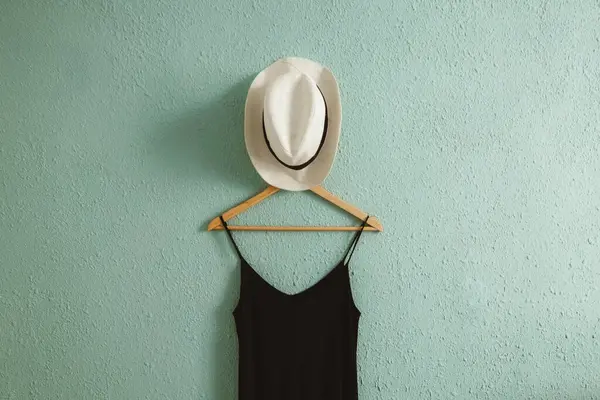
[263,69,326,167]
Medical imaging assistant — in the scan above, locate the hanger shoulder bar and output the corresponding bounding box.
[207,186,280,231]
[310,186,383,231]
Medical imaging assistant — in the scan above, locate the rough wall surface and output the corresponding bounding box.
[1,0,600,398]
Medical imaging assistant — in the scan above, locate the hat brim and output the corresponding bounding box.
[244,57,341,191]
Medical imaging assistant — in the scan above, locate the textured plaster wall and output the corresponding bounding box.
[1,0,600,399]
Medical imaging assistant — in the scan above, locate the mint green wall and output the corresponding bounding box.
[2,0,600,398]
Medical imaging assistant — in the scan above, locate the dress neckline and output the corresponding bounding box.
[241,258,346,299]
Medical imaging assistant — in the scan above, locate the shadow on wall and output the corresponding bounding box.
[146,78,256,398]
[212,265,240,400]
[150,76,262,191]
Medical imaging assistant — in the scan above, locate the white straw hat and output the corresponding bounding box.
[244,57,342,191]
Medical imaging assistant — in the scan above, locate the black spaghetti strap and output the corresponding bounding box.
[220,216,243,259]
[342,216,369,265]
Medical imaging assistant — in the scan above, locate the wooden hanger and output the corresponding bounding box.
[208,185,383,232]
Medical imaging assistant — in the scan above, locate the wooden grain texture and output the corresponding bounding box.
[209,225,381,231]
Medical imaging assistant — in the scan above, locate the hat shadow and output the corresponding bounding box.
[149,76,263,191]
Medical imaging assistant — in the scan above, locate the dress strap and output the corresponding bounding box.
[342,216,369,265]
[219,216,243,259]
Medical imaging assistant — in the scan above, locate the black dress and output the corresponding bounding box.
[220,216,368,400]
